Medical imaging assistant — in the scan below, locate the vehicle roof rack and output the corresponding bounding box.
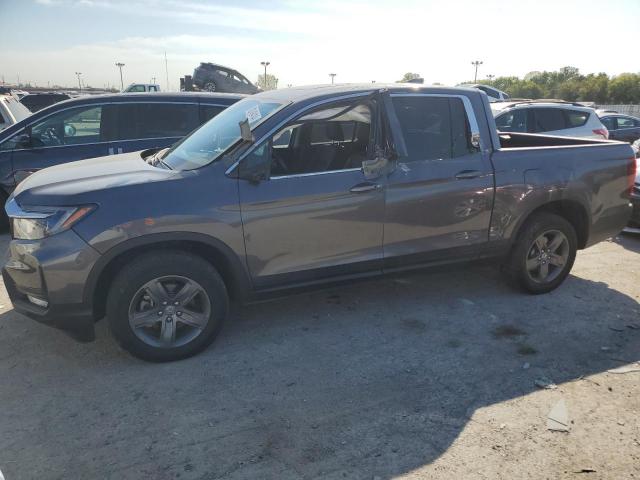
[506,99,588,108]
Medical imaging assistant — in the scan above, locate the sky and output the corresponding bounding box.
[0,0,638,91]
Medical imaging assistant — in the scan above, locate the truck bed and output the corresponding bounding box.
[497,132,607,149]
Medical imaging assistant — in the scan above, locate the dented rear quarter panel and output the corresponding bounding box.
[489,140,634,247]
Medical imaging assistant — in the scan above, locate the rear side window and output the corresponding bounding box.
[392,96,474,161]
[200,105,224,123]
[495,109,528,132]
[565,110,589,128]
[617,117,637,129]
[117,103,199,140]
[532,108,566,132]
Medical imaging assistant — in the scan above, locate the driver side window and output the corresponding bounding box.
[245,101,373,179]
[29,106,103,148]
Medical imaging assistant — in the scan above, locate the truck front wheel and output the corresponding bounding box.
[106,250,229,361]
[504,212,577,294]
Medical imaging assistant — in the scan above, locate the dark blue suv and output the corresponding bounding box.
[0,92,243,225]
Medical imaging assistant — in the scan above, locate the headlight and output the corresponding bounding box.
[9,204,96,240]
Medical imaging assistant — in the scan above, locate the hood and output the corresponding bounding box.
[13,150,177,207]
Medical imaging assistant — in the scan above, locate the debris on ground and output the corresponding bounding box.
[547,399,570,432]
[607,363,640,374]
[608,326,624,332]
[459,298,475,306]
[573,468,596,474]
[626,323,640,330]
[600,346,611,352]
[493,325,526,338]
[535,376,557,390]
[523,362,530,369]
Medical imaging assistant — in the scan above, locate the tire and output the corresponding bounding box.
[504,212,577,294]
[204,81,217,92]
[106,250,228,362]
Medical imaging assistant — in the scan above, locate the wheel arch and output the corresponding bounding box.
[85,232,251,320]
[510,199,590,250]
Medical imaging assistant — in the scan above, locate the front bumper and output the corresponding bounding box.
[2,228,101,341]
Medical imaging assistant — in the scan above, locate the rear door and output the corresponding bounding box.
[111,102,200,153]
[613,116,640,143]
[383,93,494,269]
[8,103,112,187]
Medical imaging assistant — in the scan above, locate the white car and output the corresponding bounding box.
[492,100,609,139]
[0,94,31,131]
[459,83,510,102]
[122,83,161,93]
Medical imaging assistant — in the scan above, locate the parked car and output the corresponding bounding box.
[627,158,640,233]
[2,84,634,361]
[0,95,31,131]
[598,113,640,143]
[0,92,243,226]
[458,83,510,102]
[122,83,161,93]
[191,63,259,94]
[492,100,609,139]
[19,92,71,113]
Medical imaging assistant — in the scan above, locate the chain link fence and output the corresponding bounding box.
[595,105,640,116]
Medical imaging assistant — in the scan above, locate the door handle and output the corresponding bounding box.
[350,182,382,193]
[455,170,482,180]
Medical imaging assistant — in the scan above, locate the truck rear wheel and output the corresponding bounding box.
[106,250,229,362]
[504,212,577,294]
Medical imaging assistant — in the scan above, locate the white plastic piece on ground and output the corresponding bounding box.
[547,399,570,432]
[607,363,640,374]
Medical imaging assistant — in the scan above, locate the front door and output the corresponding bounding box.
[383,94,494,269]
[8,104,111,187]
[237,97,385,288]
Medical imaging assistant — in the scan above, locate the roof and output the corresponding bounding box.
[199,62,237,72]
[251,83,483,104]
[44,91,246,109]
[491,99,594,111]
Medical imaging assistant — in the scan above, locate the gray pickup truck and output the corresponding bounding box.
[3,85,635,361]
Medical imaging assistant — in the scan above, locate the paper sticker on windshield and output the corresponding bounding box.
[246,105,262,123]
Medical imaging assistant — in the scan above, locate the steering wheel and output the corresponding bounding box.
[42,127,62,146]
[272,150,289,175]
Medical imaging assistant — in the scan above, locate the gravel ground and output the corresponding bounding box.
[0,233,638,480]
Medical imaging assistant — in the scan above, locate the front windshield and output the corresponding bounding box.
[162,98,284,170]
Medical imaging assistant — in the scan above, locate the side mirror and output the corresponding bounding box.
[470,132,481,150]
[362,147,394,179]
[239,119,254,143]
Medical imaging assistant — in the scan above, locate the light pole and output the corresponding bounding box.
[115,62,125,90]
[260,61,270,89]
[471,60,483,82]
[75,72,82,92]
[486,74,495,81]
[329,73,336,84]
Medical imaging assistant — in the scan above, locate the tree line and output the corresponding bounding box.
[472,67,640,104]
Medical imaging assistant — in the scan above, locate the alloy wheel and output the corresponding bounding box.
[128,275,211,348]
[525,230,570,284]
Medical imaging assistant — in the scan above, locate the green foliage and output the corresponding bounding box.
[397,72,421,83]
[257,73,278,90]
[473,67,640,103]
